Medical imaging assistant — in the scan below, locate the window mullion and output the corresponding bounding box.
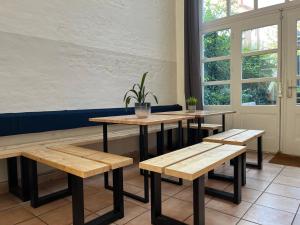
[227,0,231,16]
[254,0,258,9]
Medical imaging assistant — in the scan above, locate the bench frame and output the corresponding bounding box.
[25,156,124,225]
[7,156,30,201]
[149,155,243,225]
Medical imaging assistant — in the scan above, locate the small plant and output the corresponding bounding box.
[123,72,158,108]
[186,96,198,106]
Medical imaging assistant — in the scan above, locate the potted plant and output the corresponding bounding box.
[186,96,198,112]
[123,72,158,118]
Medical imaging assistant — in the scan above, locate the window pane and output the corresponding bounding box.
[297,80,300,105]
[297,50,300,76]
[242,25,278,53]
[204,84,230,105]
[242,53,278,79]
[203,29,231,58]
[203,0,227,22]
[231,0,254,15]
[204,60,230,81]
[258,0,284,8]
[242,81,277,105]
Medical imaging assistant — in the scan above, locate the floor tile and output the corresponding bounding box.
[114,201,148,225]
[0,193,21,211]
[173,186,212,204]
[281,166,300,178]
[23,198,70,216]
[205,179,231,190]
[243,204,295,225]
[256,192,300,213]
[17,217,47,225]
[274,175,300,188]
[0,207,34,225]
[266,183,300,200]
[185,208,239,225]
[125,211,151,225]
[237,219,259,225]
[245,178,270,191]
[84,190,113,212]
[162,197,193,221]
[38,203,91,225]
[206,199,252,218]
[246,169,279,182]
[161,181,189,196]
[225,185,262,203]
[293,214,300,225]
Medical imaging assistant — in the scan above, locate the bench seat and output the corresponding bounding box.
[204,129,265,170]
[139,142,246,225]
[0,148,23,159]
[183,123,222,131]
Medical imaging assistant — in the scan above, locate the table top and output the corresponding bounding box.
[89,114,195,126]
[155,110,236,118]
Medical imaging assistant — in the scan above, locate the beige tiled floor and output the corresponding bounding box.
[1,152,300,225]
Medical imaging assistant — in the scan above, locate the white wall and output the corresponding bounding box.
[0,0,177,113]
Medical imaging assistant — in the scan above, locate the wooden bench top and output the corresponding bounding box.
[139,142,222,173]
[48,145,133,169]
[165,145,246,180]
[0,149,23,159]
[89,114,194,126]
[22,147,110,178]
[140,144,246,181]
[155,110,236,118]
[183,123,222,130]
[204,129,265,145]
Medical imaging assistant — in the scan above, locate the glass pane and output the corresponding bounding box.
[242,81,277,105]
[297,80,300,105]
[258,0,284,8]
[231,0,254,15]
[204,84,230,105]
[242,25,278,53]
[203,29,231,58]
[204,60,230,81]
[297,50,300,76]
[242,53,278,79]
[203,0,227,22]
[297,21,300,48]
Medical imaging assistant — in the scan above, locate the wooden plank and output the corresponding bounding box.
[203,129,247,143]
[165,145,246,181]
[22,148,109,178]
[183,123,222,130]
[222,130,265,145]
[139,142,222,173]
[49,145,133,169]
[0,149,22,159]
[89,114,194,126]
[155,110,236,118]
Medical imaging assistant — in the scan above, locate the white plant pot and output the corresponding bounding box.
[187,105,196,112]
[135,103,151,118]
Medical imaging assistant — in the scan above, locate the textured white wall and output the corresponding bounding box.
[0,0,177,113]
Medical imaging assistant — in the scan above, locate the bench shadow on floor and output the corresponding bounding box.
[1,152,300,225]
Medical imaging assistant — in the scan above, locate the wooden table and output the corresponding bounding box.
[89,114,194,203]
[156,110,236,143]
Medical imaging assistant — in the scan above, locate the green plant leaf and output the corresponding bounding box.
[140,72,148,91]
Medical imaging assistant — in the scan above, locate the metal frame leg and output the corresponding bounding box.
[222,114,226,132]
[7,156,30,201]
[242,152,247,186]
[177,121,183,149]
[187,119,192,146]
[193,176,205,225]
[246,137,263,170]
[26,158,72,208]
[167,129,173,150]
[197,118,202,143]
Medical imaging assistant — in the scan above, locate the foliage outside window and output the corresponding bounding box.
[202,29,231,105]
[241,25,278,105]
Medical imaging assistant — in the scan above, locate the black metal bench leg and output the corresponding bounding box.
[7,157,30,202]
[233,155,242,204]
[71,175,85,225]
[242,153,247,186]
[193,176,205,225]
[246,137,263,170]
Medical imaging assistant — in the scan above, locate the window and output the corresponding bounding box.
[202,29,231,105]
[241,25,278,105]
[203,0,290,23]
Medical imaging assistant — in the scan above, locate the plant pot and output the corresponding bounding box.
[135,103,151,118]
[187,105,196,112]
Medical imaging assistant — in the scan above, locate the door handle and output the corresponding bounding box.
[287,80,298,98]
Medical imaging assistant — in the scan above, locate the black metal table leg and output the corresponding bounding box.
[187,119,192,146]
[193,176,205,225]
[167,129,173,150]
[7,156,30,201]
[246,137,263,170]
[197,118,202,143]
[222,114,226,132]
[26,158,71,208]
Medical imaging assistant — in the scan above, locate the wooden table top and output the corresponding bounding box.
[89,114,195,126]
[155,110,236,118]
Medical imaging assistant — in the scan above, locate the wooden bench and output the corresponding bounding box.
[204,129,265,169]
[21,146,133,225]
[183,123,222,133]
[140,142,246,225]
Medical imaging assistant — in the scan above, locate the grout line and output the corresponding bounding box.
[292,204,300,224]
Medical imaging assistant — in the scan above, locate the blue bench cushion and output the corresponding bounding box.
[0,105,182,136]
